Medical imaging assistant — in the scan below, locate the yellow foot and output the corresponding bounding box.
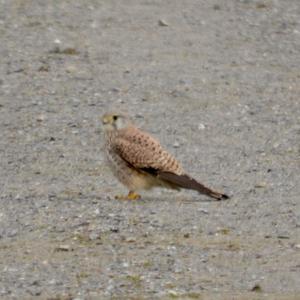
[128,191,141,200]
[115,191,141,200]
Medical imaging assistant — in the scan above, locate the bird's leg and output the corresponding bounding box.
[127,191,141,200]
[114,194,127,200]
[114,191,141,200]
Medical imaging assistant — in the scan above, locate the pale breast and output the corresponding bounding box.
[104,131,151,190]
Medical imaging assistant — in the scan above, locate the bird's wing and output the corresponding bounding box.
[113,127,229,200]
[113,127,184,174]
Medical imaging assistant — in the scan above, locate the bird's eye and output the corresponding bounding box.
[113,115,118,121]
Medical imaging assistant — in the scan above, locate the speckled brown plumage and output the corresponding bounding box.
[102,113,229,200]
[112,126,184,174]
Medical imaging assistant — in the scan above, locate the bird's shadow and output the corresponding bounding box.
[84,191,230,205]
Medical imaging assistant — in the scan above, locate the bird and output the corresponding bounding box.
[102,112,229,201]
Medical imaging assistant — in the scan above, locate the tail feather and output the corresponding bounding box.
[158,172,229,200]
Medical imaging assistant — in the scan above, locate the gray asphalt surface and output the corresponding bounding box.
[0,1,299,299]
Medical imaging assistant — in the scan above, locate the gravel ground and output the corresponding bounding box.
[0,0,300,299]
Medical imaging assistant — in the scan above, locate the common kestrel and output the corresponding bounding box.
[102,112,229,200]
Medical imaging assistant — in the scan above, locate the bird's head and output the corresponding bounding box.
[102,112,132,131]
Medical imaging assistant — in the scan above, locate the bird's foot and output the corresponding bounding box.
[115,191,141,200]
[127,191,141,200]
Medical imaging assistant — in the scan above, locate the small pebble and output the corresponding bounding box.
[198,208,209,214]
[198,123,205,130]
[36,115,46,122]
[255,182,267,188]
[65,65,78,73]
[168,290,178,296]
[126,237,136,243]
[251,283,262,292]
[89,232,101,240]
[55,245,72,252]
[158,19,168,26]
[173,141,180,148]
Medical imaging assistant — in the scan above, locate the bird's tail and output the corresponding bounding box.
[158,172,229,200]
